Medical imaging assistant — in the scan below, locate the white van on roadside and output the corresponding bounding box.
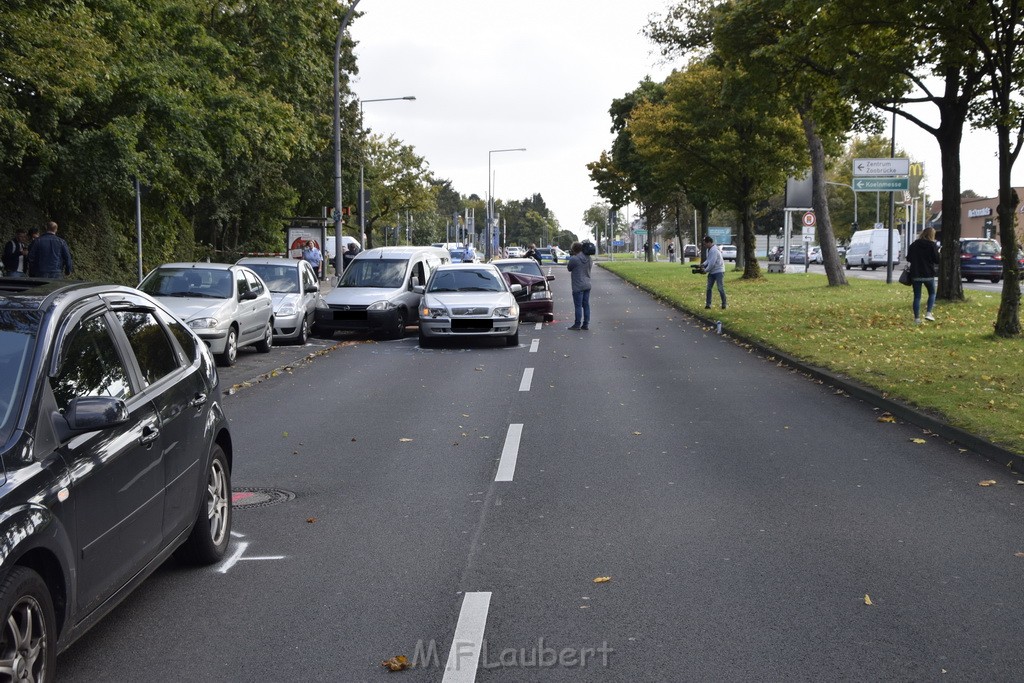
[314,246,450,339]
[844,229,901,271]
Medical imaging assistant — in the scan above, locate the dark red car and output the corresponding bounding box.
[492,258,555,322]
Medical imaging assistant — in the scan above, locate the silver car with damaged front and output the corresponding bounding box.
[417,264,521,348]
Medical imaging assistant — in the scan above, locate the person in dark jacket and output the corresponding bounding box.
[906,227,940,324]
[28,221,73,279]
[566,242,592,330]
[2,229,28,277]
[525,243,542,265]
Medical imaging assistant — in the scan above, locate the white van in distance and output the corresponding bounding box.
[845,229,901,271]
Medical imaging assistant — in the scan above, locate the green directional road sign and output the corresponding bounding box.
[853,177,909,192]
[633,228,648,235]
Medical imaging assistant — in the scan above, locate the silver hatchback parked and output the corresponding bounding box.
[236,257,321,344]
[138,263,274,366]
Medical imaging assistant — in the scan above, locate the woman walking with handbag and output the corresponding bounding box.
[906,227,940,325]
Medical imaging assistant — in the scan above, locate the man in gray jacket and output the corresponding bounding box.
[566,242,592,330]
[701,235,726,310]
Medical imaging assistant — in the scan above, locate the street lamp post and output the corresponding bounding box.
[358,96,416,248]
[334,0,362,266]
[487,148,526,260]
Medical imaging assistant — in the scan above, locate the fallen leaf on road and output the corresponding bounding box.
[306,517,317,523]
[864,594,873,606]
[593,576,611,583]
[282,431,289,437]
[633,432,642,436]
[877,413,896,423]
[399,438,413,442]
[1017,481,1024,486]
[1014,552,1024,558]
[978,480,997,487]
[911,438,927,444]
[381,655,409,671]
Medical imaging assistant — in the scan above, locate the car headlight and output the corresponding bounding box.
[277,302,299,316]
[188,317,220,330]
[495,306,517,318]
[367,300,395,311]
[422,306,447,318]
[530,291,552,300]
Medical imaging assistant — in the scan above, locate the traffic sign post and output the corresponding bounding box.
[853,177,909,192]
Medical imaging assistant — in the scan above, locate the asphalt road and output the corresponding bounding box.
[57,263,1024,681]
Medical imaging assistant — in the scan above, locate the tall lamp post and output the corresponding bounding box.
[487,148,526,260]
[334,1,362,261]
[358,96,416,247]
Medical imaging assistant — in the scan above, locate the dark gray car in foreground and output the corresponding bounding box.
[0,277,233,681]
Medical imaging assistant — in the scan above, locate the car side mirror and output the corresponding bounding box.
[64,397,129,432]
[413,285,425,295]
[410,277,420,289]
[510,284,523,294]
[239,290,258,301]
[305,284,319,293]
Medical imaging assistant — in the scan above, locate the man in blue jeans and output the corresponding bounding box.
[702,235,726,309]
[566,241,592,330]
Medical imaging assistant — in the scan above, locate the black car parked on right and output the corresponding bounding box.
[0,277,233,680]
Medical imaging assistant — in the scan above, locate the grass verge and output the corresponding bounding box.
[602,260,1024,455]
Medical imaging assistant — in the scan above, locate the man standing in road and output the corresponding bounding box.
[702,235,726,310]
[28,221,73,279]
[567,241,593,330]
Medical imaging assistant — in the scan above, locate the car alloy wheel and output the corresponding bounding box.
[297,317,309,345]
[218,327,238,366]
[0,567,55,683]
[176,444,232,564]
[255,321,272,353]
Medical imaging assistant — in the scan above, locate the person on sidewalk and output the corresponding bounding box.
[668,242,676,263]
[2,229,29,277]
[28,221,73,279]
[301,240,323,278]
[701,235,726,310]
[566,241,592,330]
[906,226,940,325]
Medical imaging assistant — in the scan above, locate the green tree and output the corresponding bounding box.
[361,133,437,249]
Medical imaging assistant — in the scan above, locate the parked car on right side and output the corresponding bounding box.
[683,244,699,259]
[959,237,1004,283]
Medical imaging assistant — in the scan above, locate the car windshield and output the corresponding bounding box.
[494,261,543,277]
[0,311,41,441]
[339,259,407,288]
[963,240,1000,256]
[429,269,505,293]
[140,268,233,299]
[245,264,299,293]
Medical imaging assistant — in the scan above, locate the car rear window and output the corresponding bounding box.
[962,240,1000,256]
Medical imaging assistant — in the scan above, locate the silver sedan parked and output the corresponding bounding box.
[417,263,521,348]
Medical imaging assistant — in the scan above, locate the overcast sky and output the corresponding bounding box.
[350,0,1020,238]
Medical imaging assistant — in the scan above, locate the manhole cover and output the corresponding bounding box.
[232,487,295,509]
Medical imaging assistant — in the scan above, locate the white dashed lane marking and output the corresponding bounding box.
[495,424,523,482]
[442,592,492,683]
[529,339,540,353]
[519,368,534,392]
